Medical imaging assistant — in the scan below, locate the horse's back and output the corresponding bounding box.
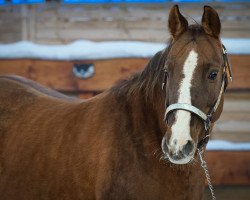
[0,75,77,126]
[0,76,38,127]
[0,75,76,101]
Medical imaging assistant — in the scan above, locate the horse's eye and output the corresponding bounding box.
[208,71,218,80]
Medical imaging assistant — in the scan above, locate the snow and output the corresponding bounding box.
[0,38,249,60]
[207,140,250,151]
[0,40,165,60]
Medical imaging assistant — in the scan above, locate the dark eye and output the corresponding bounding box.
[208,71,218,80]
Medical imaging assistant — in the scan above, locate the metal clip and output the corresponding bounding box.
[162,83,165,90]
[72,63,95,80]
[162,69,168,90]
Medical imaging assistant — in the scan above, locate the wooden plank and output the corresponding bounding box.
[0,58,148,92]
[211,92,250,142]
[206,151,250,185]
[0,55,249,91]
[229,55,250,90]
[78,92,95,99]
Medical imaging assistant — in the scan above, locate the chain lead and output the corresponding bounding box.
[197,148,216,200]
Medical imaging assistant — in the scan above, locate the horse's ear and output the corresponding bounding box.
[168,5,188,39]
[201,6,221,38]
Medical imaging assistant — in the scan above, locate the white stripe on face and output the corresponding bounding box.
[170,50,198,149]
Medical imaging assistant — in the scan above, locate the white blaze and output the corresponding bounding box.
[170,50,198,149]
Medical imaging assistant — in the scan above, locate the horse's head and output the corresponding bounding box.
[161,5,231,164]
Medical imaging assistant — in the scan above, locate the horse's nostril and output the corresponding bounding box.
[161,137,168,154]
[182,140,194,156]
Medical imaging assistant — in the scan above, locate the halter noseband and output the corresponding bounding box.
[163,44,232,150]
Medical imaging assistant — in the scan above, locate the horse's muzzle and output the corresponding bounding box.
[161,136,195,165]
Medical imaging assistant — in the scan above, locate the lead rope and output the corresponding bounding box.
[197,148,216,200]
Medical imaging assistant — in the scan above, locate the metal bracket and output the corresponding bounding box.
[72,63,95,80]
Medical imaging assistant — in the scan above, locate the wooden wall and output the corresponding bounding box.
[0,2,250,44]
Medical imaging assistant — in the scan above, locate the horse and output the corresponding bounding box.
[0,5,231,200]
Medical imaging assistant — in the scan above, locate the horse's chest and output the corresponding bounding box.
[97,166,204,200]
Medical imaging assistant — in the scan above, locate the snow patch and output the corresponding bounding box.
[0,38,249,60]
[207,140,250,151]
[0,40,165,60]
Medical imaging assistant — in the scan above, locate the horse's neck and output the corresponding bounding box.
[129,86,166,134]
[108,67,167,161]
[111,51,167,132]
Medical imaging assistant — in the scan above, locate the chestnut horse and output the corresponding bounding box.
[0,5,229,200]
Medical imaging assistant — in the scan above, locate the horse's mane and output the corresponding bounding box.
[110,39,173,103]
